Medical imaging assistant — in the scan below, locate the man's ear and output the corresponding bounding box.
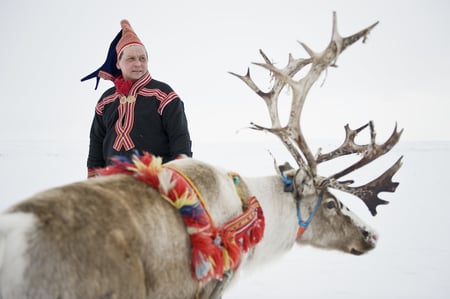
[116,61,121,70]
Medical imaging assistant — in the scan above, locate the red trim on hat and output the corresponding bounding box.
[98,70,116,81]
[116,42,144,58]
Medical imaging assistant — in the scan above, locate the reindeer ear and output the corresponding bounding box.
[278,162,296,192]
[278,162,294,173]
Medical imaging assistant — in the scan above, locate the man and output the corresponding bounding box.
[82,20,192,178]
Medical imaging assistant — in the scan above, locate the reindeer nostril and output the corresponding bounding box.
[362,230,369,238]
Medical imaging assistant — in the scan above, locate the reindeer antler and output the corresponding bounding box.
[231,12,402,216]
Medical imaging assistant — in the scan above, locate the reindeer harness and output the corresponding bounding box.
[95,153,265,282]
[280,171,323,239]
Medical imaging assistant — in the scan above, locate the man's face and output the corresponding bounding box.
[116,44,148,81]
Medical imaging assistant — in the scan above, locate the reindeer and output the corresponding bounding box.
[0,12,402,299]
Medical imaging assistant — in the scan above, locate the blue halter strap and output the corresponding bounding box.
[279,171,323,238]
[296,193,324,238]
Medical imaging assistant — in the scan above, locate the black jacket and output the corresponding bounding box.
[87,73,192,168]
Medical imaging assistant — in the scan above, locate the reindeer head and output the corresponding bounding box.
[231,12,403,220]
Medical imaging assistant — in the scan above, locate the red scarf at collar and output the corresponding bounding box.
[114,76,134,96]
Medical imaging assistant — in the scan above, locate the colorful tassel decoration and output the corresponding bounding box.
[96,152,265,281]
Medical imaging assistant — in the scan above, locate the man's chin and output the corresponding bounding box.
[131,72,145,80]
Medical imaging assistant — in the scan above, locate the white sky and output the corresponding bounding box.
[1,0,449,148]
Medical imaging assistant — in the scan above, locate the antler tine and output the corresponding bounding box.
[230,49,313,171]
[229,49,312,129]
[319,122,403,215]
[229,68,282,128]
[327,156,403,216]
[340,20,380,53]
[327,122,403,181]
[316,122,371,163]
[254,61,319,174]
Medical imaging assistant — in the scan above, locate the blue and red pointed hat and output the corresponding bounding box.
[81,20,143,89]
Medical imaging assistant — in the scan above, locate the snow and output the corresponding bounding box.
[1,138,449,298]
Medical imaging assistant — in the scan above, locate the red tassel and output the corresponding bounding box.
[135,173,160,189]
[190,233,224,280]
[250,205,265,245]
[221,231,241,269]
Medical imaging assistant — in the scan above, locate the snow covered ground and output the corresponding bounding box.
[1,139,449,298]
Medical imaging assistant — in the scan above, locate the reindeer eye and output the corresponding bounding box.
[326,201,336,209]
